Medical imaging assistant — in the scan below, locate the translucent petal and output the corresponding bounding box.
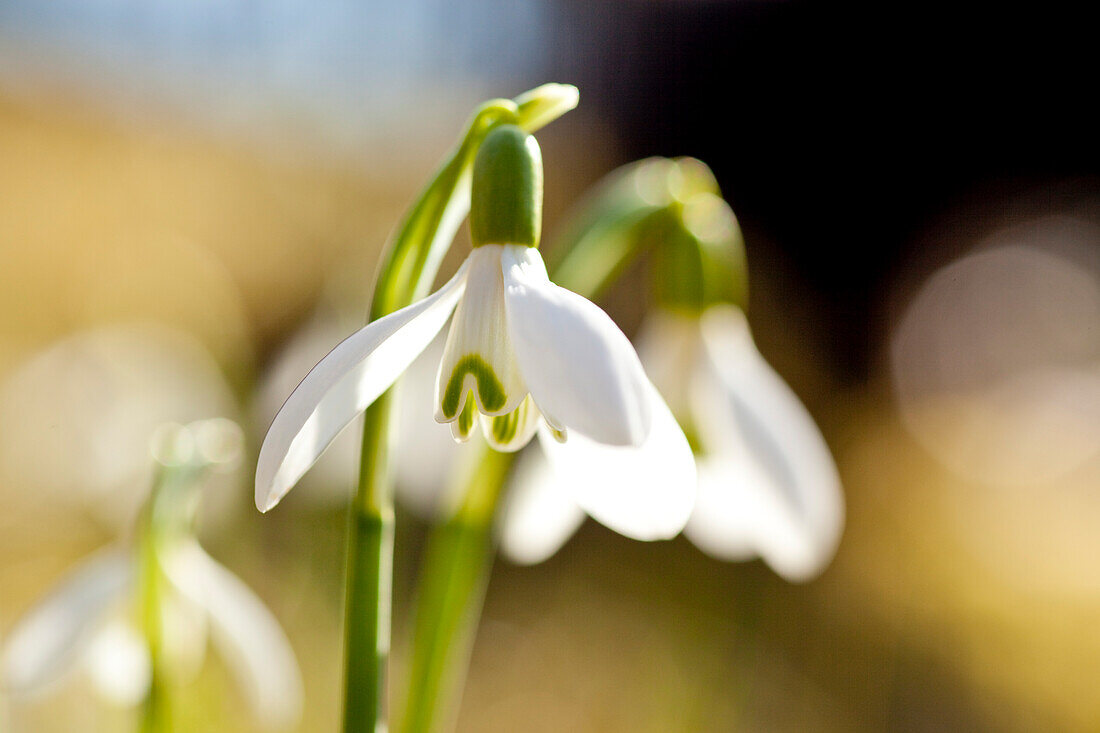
[436,246,527,422]
[256,261,468,512]
[500,445,586,564]
[685,458,823,581]
[82,620,151,707]
[1,549,131,695]
[536,381,695,541]
[634,311,705,420]
[502,245,651,446]
[163,542,303,730]
[691,305,845,580]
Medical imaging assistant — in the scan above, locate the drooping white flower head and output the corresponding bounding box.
[503,305,844,582]
[256,126,695,542]
[0,542,303,729]
[0,419,303,729]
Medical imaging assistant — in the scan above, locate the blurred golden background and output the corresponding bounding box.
[2,2,1099,731]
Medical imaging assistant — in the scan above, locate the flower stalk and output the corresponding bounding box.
[137,458,203,733]
[398,445,510,733]
[341,85,578,733]
[137,481,171,733]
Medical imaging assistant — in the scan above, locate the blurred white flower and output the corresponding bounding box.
[1,419,301,729]
[503,305,844,582]
[0,541,302,730]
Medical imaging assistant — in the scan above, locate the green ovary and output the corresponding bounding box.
[441,354,508,418]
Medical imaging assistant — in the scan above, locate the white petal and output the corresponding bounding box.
[686,458,824,581]
[436,246,527,422]
[499,445,586,564]
[160,590,209,683]
[634,311,705,419]
[163,543,303,731]
[536,381,695,541]
[692,305,845,580]
[502,246,651,446]
[1,549,132,696]
[82,620,151,707]
[256,262,468,512]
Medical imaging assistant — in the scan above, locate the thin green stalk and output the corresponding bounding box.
[137,463,196,733]
[343,392,396,731]
[398,447,511,733]
[341,86,578,733]
[138,493,170,733]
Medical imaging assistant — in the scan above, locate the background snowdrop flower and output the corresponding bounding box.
[0,543,303,729]
[257,125,694,542]
[503,305,845,581]
[0,420,303,730]
[648,305,844,581]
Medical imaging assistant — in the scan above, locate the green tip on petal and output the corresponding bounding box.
[470,125,543,249]
[452,394,479,442]
[483,396,538,452]
[441,354,508,419]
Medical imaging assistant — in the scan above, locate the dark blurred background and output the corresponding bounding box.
[566,1,1099,379]
[2,2,1098,731]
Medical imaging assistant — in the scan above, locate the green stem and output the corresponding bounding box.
[138,501,170,733]
[138,464,197,733]
[341,86,578,733]
[343,392,396,732]
[398,447,511,733]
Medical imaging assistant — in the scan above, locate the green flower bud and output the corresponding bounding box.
[470,125,543,248]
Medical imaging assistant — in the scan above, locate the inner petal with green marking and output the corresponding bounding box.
[480,395,540,451]
[440,354,507,419]
[450,390,479,443]
[435,245,529,424]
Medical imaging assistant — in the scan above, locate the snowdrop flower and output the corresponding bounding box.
[641,306,844,580]
[0,420,303,730]
[257,125,695,540]
[0,544,302,729]
[504,305,845,581]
